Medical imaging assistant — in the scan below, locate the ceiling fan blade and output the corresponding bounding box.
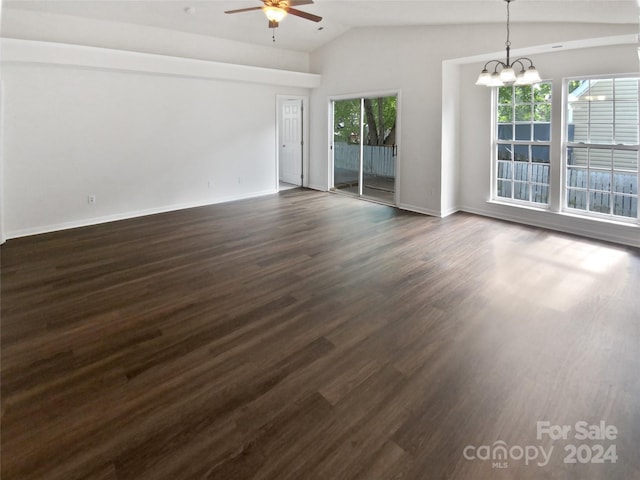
[287,1,314,6]
[286,7,322,22]
[224,6,263,14]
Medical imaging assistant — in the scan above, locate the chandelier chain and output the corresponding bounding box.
[505,0,511,48]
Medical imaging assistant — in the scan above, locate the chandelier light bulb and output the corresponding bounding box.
[475,69,492,86]
[523,66,542,84]
[499,67,517,83]
[488,72,505,87]
[514,70,528,85]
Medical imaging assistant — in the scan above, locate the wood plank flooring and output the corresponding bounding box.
[2,188,639,480]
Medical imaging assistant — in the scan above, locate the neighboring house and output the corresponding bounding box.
[568,78,638,165]
[566,78,638,216]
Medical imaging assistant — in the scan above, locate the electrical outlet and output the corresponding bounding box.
[88,195,97,205]
[208,179,213,189]
[237,177,242,184]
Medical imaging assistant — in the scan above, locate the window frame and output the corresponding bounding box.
[562,74,639,223]
[492,81,553,208]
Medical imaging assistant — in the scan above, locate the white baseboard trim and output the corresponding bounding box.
[307,184,328,192]
[6,189,277,240]
[440,206,461,218]
[461,204,640,248]
[397,203,440,217]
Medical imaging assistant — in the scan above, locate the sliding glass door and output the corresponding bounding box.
[332,95,397,204]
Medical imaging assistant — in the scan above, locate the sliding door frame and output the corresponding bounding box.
[329,89,401,205]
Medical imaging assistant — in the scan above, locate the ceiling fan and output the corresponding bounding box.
[225,0,322,30]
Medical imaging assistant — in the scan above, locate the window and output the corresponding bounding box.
[495,82,552,205]
[565,76,639,221]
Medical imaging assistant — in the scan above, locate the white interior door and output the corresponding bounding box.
[279,99,302,185]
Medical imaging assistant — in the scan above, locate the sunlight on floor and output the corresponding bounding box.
[482,232,630,313]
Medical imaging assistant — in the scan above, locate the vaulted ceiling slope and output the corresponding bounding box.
[3,0,639,53]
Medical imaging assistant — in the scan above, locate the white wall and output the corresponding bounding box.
[310,26,447,215]
[1,41,313,238]
[441,61,461,217]
[0,81,4,244]
[458,41,639,247]
[308,23,638,218]
[1,11,638,245]
[0,0,4,243]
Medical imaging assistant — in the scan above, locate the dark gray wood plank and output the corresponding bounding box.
[2,188,639,480]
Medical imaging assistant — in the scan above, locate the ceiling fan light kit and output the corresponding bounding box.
[225,1,322,41]
[476,0,542,87]
[263,6,287,23]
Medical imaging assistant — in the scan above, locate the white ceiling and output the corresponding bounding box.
[3,0,639,52]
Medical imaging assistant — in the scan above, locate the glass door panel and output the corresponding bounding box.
[363,96,397,203]
[333,99,362,196]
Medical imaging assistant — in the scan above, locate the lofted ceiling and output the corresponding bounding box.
[3,0,639,52]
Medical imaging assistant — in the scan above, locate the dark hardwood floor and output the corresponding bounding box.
[2,188,639,480]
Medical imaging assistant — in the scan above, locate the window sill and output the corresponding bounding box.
[487,199,550,213]
[557,209,639,228]
[486,199,639,228]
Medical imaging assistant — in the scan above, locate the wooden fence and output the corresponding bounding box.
[498,162,550,203]
[334,142,396,177]
[499,163,636,216]
[567,169,637,217]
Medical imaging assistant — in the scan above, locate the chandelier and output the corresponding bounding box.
[476,0,541,87]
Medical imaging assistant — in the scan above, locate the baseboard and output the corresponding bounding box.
[307,184,328,192]
[397,203,440,217]
[6,189,277,240]
[440,206,461,218]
